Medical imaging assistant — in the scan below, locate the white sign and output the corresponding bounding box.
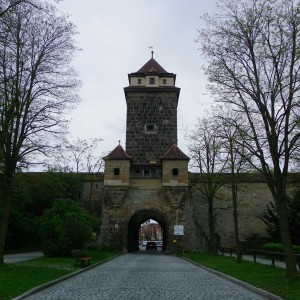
[174,225,184,236]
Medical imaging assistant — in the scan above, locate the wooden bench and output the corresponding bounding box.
[71,250,92,267]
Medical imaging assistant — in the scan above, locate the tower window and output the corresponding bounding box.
[163,79,167,84]
[143,123,158,134]
[149,77,155,84]
[172,168,179,176]
[138,79,141,84]
[114,168,120,175]
[147,124,154,131]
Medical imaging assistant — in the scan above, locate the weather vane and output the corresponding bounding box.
[149,46,154,58]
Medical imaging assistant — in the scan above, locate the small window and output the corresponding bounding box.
[163,79,167,84]
[144,169,150,177]
[149,77,155,84]
[114,168,120,175]
[144,123,158,134]
[172,168,179,176]
[138,79,141,84]
[147,124,154,131]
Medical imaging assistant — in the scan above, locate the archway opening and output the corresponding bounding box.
[127,210,168,252]
[139,219,163,251]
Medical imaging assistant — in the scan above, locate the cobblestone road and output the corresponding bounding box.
[20,253,270,300]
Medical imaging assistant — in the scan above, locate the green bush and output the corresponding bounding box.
[262,243,300,254]
[39,198,94,256]
[6,172,83,252]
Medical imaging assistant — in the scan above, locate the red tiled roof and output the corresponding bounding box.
[105,144,131,160]
[136,58,169,74]
[161,144,190,160]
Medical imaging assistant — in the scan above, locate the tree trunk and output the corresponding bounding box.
[88,181,94,212]
[208,199,218,255]
[0,175,13,266]
[276,198,298,277]
[232,183,241,263]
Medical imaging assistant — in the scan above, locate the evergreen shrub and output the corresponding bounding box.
[39,198,94,256]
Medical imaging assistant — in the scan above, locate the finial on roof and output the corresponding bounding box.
[118,140,121,145]
[149,46,154,58]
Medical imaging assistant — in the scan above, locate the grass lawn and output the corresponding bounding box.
[183,252,300,300]
[0,250,117,300]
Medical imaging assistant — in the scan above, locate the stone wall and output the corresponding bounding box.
[191,182,272,248]
[189,173,300,249]
[80,173,300,252]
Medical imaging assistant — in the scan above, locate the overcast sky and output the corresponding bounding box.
[57,0,218,158]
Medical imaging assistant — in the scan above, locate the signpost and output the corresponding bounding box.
[174,225,184,236]
[173,225,184,255]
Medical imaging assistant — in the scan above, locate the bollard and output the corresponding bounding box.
[173,239,177,256]
[271,253,275,267]
[253,250,257,263]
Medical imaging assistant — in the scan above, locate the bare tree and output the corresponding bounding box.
[1,0,36,16]
[215,106,251,263]
[52,137,104,174]
[0,1,80,264]
[197,0,300,276]
[0,0,61,17]
[49,137,104,210]
[84,139,104,211]
[188,116,228,255]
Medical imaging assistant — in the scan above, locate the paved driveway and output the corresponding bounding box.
[4,252,44,263]
[18,253,274,300]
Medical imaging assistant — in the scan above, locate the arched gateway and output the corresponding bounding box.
[98,54,208,253]
[127,209,168,252]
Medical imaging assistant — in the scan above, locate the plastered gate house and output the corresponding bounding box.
[95,53,296,254]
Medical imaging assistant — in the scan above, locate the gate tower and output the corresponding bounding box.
[101,53,201,253]
[124,52,180,172]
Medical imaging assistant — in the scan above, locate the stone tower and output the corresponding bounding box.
[124,54,181,173]
[101,55,198,253]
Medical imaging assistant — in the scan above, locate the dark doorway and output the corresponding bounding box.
[127,210,168,252]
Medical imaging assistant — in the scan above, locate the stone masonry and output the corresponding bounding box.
[81,173,299,253]
[125,91,179,164]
